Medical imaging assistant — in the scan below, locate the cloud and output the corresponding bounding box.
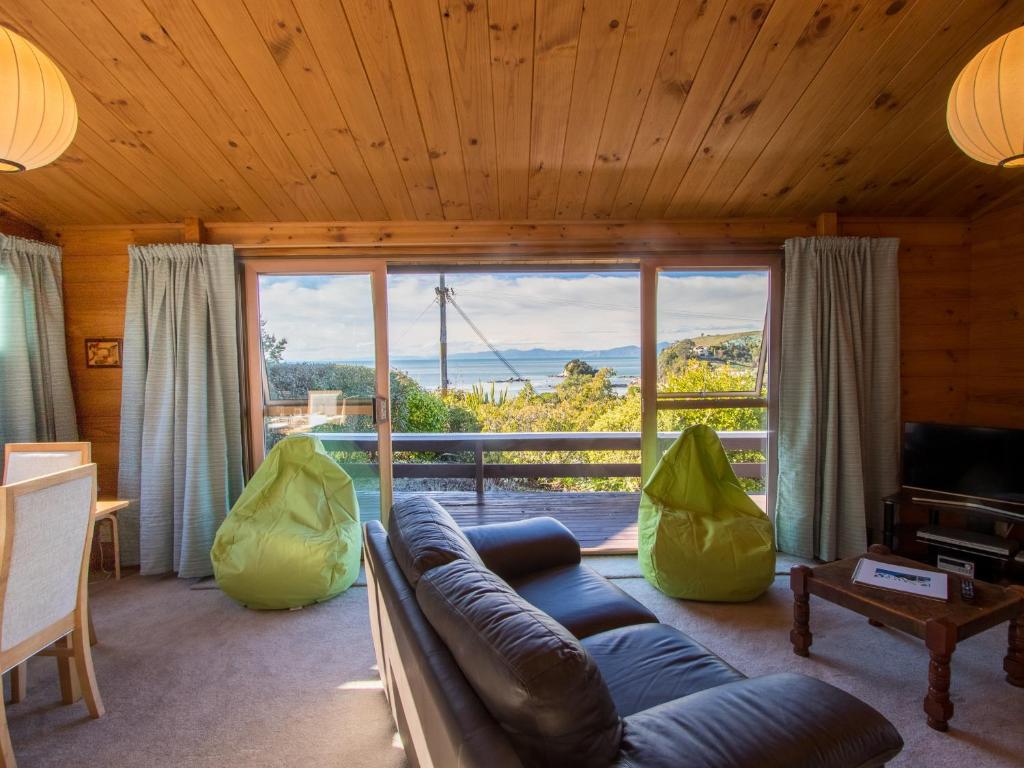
[259,275,376,361]
[258,271,768,361]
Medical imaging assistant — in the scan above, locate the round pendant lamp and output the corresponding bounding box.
[0,27,78,173]
[947,26,1024,168]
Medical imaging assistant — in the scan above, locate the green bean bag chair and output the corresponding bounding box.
[638,424,775,602]
[211,436,361,609]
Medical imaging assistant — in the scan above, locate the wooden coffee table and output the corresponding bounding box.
[790,545,1024,732]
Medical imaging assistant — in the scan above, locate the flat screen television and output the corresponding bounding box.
[902,422,1024,507]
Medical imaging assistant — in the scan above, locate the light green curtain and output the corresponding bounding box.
[0,235,77,448]
[118,243,244,578]
[775,236,900,561]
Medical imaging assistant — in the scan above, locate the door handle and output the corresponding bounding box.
[373,396,390,425]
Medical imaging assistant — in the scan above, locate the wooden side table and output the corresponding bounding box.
[94,499,128,581]
[790,544,1024,732]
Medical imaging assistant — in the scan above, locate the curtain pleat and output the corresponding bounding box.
[118,243,244,578]
[0,234,78,448]
[775,236,901,561]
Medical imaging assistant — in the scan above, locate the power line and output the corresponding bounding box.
[446,294,525,380]
[393,297,438,342]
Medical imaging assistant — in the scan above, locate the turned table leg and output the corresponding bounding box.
[924,618,957,732]
[1005,586,1024,687]
[790,566,813,657]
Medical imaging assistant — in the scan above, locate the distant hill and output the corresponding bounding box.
[439,333,761,362]
[659,330,762,373]
[682,330,761,348]
[425,343,669,362]
[344,333,760,364]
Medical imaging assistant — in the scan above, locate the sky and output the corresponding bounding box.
[258,271,768,361]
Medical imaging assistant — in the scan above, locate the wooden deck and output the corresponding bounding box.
[418,491,641,553]
[362,490,767,554]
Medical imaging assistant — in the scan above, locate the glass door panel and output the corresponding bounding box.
[641,259,780,519]
[655,270,769,398]
[244,263,392,524]
[654,268,769,505]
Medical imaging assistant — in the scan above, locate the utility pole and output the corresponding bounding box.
[436,274,451,395]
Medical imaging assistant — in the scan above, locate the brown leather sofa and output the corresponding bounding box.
[364,497,903,768]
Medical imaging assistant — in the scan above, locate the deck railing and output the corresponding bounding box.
[306,430,767,495]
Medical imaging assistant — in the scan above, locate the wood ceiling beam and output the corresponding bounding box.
[183,217,206,244]
[816,212,838,236]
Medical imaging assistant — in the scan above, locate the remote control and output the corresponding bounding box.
[960,578,976,602]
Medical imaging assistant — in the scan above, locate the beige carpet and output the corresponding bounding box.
[7,562,1023,767]
[6,575,405,768]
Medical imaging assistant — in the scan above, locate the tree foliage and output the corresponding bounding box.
[260,319,288,364]
[563,358,597,377]
[265,358,765,493]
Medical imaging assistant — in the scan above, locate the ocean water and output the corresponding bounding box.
[389,354,641,395]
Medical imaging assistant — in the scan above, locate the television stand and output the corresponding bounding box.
[910,495,1024,523]
[883,489,1024,581]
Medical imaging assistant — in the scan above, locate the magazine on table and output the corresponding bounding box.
[852,558,949,601]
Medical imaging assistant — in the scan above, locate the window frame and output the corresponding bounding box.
[640,254,783,518]
[240,257,393,518]
[239,251,781,521]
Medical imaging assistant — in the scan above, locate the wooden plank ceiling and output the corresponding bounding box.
[1,0,1023,227]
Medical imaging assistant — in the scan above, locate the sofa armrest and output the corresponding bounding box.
[616,673,902,768]
[463,517,581,580]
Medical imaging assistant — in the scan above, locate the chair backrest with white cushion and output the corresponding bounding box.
[3,442,91,485]
[0,464,97,658]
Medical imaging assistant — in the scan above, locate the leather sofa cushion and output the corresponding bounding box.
[510,564,658,638]
[582,623,745,716]
[463,517,581,580]
[615,673,903,768]
[416,558,622,768]
[387,496,483,586]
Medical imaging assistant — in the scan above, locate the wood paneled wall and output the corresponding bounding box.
[845,220,973,426]
[48,217,976,496]
[56,225,183,495]
[968,204,1024,429]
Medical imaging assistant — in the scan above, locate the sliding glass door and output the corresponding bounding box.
[640,256,782,517]
[238,253,778,538]
[241,259,393,524]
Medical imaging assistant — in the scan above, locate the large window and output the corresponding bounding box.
[240,256,779,520]
[386,268,642,494]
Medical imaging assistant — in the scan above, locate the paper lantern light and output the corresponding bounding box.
[947,27,1024,168]
[0,27,78,173]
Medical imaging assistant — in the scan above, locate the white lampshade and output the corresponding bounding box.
[947,27,1024,168]
[0,27,78,173]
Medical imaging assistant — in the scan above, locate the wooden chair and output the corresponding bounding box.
[0,464,105,767]
[1,443,106,706]
[2,444,119,580]
[1,443,91,485]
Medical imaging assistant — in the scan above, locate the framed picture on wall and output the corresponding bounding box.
[85,338,122,368]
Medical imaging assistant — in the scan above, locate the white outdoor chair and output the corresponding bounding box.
[0,464,105,767]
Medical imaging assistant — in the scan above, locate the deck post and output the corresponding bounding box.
[640,263,659,483]
[474,442,484,497]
